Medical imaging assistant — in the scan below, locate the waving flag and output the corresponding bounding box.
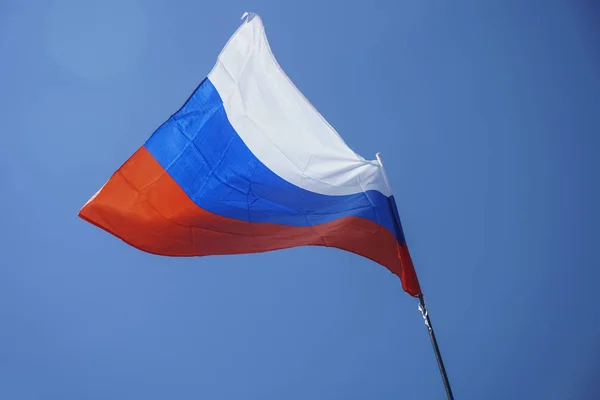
[79,13,421,296]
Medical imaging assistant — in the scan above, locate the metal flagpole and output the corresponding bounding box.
[417,295,455,400]
[375,153,454,399]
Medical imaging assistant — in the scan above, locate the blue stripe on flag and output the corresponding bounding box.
[144,79,404,242]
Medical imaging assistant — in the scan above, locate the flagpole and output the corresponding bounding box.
[375,153,454,399]
[417,294,455,400]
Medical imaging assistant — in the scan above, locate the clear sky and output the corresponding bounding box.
[1,1,599,399]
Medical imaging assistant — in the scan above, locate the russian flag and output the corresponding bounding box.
[79,13,421,297]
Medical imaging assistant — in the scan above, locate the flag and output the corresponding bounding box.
[79,13,421,296]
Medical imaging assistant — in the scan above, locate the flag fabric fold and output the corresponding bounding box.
[79,13,422,296]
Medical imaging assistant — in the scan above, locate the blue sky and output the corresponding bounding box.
[1,1,599,399]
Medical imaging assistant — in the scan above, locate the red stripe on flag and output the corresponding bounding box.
[79,147,421,296]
